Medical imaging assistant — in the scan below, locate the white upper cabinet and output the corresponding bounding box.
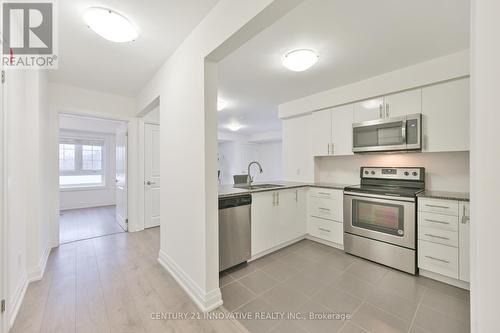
[421,78,469,152]
[310,110,332,156]
[311,105,354,157]
[331,104,354,156]
[384,89,421,118]
[354,97,384,122]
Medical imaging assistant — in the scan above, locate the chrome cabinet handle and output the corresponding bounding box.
[318,207,331,211]
[318,192,330,196]
[424,234,450,241]
[276,192,279,206]
[327,143,330,155]
[425,256,450,264]
[426,204,449,209]
[461,205,470,224]
[295,190,298,202]
[379,104,383,118]
[318,228,331,233]
[425,219,450,225]
[385,103,390,118]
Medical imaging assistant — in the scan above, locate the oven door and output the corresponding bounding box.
[344,193,415,249]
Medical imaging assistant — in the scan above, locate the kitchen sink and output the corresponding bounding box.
[234,184,286,190]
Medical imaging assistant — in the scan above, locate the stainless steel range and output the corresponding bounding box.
[343,167,425,274]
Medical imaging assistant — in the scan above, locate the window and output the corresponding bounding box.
[59,137,105,188]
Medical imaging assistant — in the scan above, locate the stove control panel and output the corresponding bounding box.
[361,167,423,181]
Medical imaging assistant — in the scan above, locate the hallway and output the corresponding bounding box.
[10,228,244,333]
[59,206,125,244]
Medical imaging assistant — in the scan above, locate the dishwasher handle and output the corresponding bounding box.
[219,195,252,209]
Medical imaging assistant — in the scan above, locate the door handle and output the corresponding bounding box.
[425,204,449,209]
[424,234,450,241]
[385,103,389,118]
[425,255,450,264]
[461,205,470,224]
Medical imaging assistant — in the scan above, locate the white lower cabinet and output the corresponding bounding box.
[251,188,307,257]
[307,188,344,246]
[418,198,469,283]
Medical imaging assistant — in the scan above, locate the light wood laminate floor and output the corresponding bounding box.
[11,227,245,333]
[59,206,125,244]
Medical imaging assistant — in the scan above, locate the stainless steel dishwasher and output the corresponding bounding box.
[219,194,251,272]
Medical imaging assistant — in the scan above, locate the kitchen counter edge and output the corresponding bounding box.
[218,182,350,198]
[417,190,470,202]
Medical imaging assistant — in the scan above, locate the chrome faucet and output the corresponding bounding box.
[247,161,263,186]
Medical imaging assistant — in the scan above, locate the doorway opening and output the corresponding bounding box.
[58,114,128,244]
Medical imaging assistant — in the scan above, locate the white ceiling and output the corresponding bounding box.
[217,0,470,135]
[49,0,219,96]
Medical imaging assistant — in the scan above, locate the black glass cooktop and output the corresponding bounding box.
[344,184,424,198]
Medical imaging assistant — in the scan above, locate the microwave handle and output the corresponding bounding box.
[401,120,407,143]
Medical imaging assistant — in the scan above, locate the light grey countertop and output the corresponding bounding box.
[417,190,470,202]
[218,181,352,198]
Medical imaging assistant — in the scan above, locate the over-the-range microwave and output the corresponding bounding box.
[352,113,422,153]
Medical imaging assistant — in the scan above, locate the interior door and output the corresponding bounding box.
[115,123,128,231]
[144,123,160,228]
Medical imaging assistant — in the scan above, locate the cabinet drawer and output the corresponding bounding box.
[418,212,458,231]
[309,217,343,245]
[418,240,458,279]
[309,197,343,221]
[418,226,458,247]
[309,187,343,201]
[418,198,458,216]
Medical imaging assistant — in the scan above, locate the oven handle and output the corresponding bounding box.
[343,192,415,203]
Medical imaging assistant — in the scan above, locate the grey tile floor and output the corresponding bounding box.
[220,239,470,333]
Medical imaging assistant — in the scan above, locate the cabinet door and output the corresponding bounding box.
[384,88,421,118]
[275,189,297,245]
[331,104,354,156]
[295,188,308,237]
[310,110,332,156]
[251,192,275,256]
[421,78,469,152]
[353,97,384,122]
[459,202,470,282]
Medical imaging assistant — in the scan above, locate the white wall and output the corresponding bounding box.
[136,0,303,311]
[470,1,500,332]
[279,50,469,118]
[49,83,136,118]
[316,151,470,192]
[58,115,123,210]
[218,140,282,185]
[5,69,54,328]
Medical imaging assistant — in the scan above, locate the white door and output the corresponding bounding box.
[459,202,470,282]
[310,110,332,156]
[331,104,354,156]
[353,97,384,122]
[144,123,160,228]
[115,123,128,231]
[384,88,421,118]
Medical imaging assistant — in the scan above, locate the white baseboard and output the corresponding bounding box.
[419,269,470,290]
[305,235,344,250]
[8,273,28,329]
[250,235,306,260]
[157,250,222,312]
[27,246,51,282]
[59,203,116,211]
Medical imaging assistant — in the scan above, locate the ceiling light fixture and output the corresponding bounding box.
[227,122,243,132]
[217,99,228,111]
[282,49,319,72]
[84,7,138,43]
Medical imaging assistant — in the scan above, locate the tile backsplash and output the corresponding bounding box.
[315,151,469,192]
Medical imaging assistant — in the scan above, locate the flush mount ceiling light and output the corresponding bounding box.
[226,122,243,132]
[84,7,138,42]
[217,99,228,111]
[282,49,319,72]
